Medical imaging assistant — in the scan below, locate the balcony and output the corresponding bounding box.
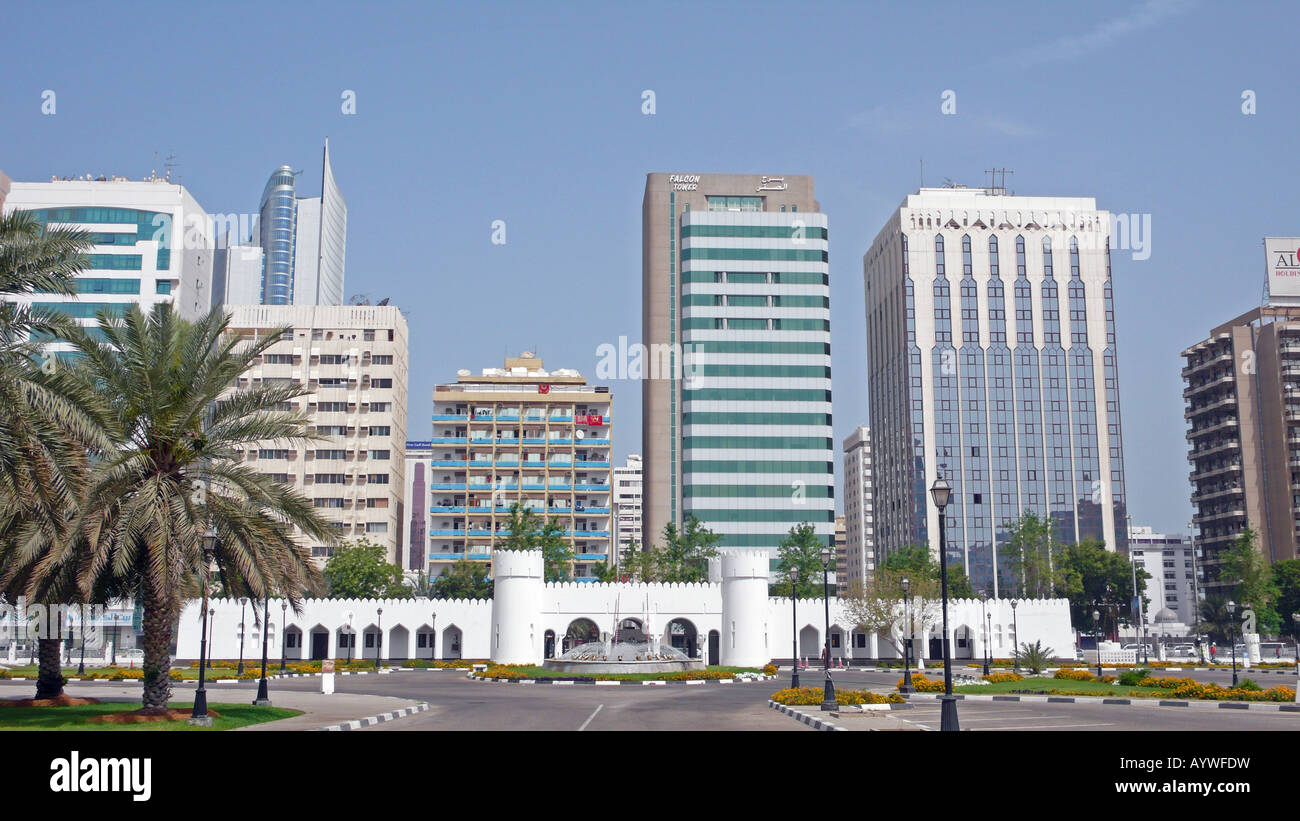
[430,506,465,513]
[575,507,611,515]
[574,484,611,492]
[429,529,466,537]
[431,459,468,467]
[431,437,468,444]
[1186,419,1239,440]
[430,483,467,490]
[574,460,610,468]
[432,414,468,421]
[575,553,608,561]
[1183,374,1235,399]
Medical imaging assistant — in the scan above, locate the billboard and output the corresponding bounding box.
[1265,237,1300,302]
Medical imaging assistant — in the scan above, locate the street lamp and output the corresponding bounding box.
[253,597,272,706]
[1092,609,1103,678]
[1226,600,1238,688]
[900,577,913,693]
[1291,613,1299,703]
[346,614,354,663]
[207,608,215,669]
[280,601,288,674]
[65,615,73,664]
[77,604,86,676]
[789,565,800,689]
[237,597,248,675]
[930,474,959,732]
[819,546,836,711]
[1010,600,1020,672]
[190,528,218,726]
[376,607,384,671]
[111,613,119,667]
[978,591,990,676]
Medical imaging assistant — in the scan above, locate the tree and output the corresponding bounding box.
[494,502,573,581]
[1000,512,1058,597]
[839,567,942,660]
[1054,539,1144,633]
[591,560,618,582]
[1015,640,1055,674]
[883,543,974,599]
[324,539,409,599]
[0,211,111,701]
[1197,594,1235,644]
[771,522,828,599]
[1273,558,1300,638]
[658,516,720,582]
[27,305,336,711]
[429,559,493,599]
[1218,528,1280,634]
[620,539,663,582]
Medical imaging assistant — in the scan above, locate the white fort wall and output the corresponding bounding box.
[174,552,1076,664]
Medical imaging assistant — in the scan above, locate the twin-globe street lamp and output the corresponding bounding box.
[1226,599,1239,688]
[931,475,959,732]
[978,590,990,677]
[819,547,836,711]
[189,529,218,726]
[789,566,800,690]
[900,576,914,693]
[253,597,272,707]
[1092,609,1103,678]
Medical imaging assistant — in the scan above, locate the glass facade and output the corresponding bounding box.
[258,167,298,304]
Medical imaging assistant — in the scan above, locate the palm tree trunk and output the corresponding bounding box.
[35,637,65,700]
[139,593,175,711]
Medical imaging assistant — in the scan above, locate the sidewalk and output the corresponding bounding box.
[0,680,427,731]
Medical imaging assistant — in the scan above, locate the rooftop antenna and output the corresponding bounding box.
[164,152,178,183]
[984,167,1014,195]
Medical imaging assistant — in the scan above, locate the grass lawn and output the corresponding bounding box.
[477,665,765,681]
[0,701,300,731]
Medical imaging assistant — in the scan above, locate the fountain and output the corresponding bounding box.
[542,595,704,674]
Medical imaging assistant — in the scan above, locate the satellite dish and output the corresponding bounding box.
[575,430,585,440]
[377,298,390,306]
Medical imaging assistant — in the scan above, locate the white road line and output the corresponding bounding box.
[970,722,1116,731]
[578,704,603,732]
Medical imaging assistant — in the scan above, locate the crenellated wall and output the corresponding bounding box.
[172,553,1078,665]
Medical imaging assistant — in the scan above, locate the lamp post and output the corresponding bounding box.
[1010,600,1020,672]
[189,528,217,726]
[1093,609,1103,678]
[253,597,272,706]
[77,604,86,676]
[111,613,119,666]
[978,591,990,676]
[346,613,354,664]
[1291,613,1299,703]
[280,601,288,674]
[65,615,73,664]
[789,565,800,689]
[237,597,248,675]
[207,608,214,670]
[900,577,913,693]
[1226,600,1238,688]
[819,547,836,711]
[931,474,958,732]
[376,607,384,671]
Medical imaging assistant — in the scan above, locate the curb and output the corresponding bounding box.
[314,702,430,732]
[469,674,775,685]
[767,700,844,731]
[833,702,915,712]
[902,692,1300,713]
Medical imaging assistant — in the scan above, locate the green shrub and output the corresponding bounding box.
[1119,668,1151,686]
[1237,678,1262,691]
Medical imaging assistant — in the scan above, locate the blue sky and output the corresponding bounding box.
[2,0,1295,536]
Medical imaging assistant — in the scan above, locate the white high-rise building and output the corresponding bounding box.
[2,175,215,339]
[613,454,643,567]
[842,426,875,587]
[226,304,409,565]
[865,187,1128,597]
[1128,525,1198,632]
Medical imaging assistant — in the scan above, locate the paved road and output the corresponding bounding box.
[878,699,1300,732]
[233,671,807,731]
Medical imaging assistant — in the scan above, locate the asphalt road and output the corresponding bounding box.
[190,668,1300,732]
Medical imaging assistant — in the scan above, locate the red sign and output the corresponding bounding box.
[578,415,604,426]
[538,384,550,394]
[322,660,335,674]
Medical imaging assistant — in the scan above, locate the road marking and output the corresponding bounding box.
[970,722,1115,731]
[578,704,603,732]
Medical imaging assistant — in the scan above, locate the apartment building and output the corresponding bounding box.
[228,304,409,564]
[1128,524,1199,629]
[427,354,612,580]
[1182,295,1300,590]
[834,515,847,591]
[613,454,643,569]
[842,425,875,588]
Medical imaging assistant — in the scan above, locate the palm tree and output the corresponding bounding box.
[37,304,337,711]
[1197,594,1234,645]
[0,210,110,701]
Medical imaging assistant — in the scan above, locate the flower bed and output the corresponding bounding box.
[401,659,476,669]
[983,671,1025,683]
[771,687,904,706]
[896,673,945,692]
